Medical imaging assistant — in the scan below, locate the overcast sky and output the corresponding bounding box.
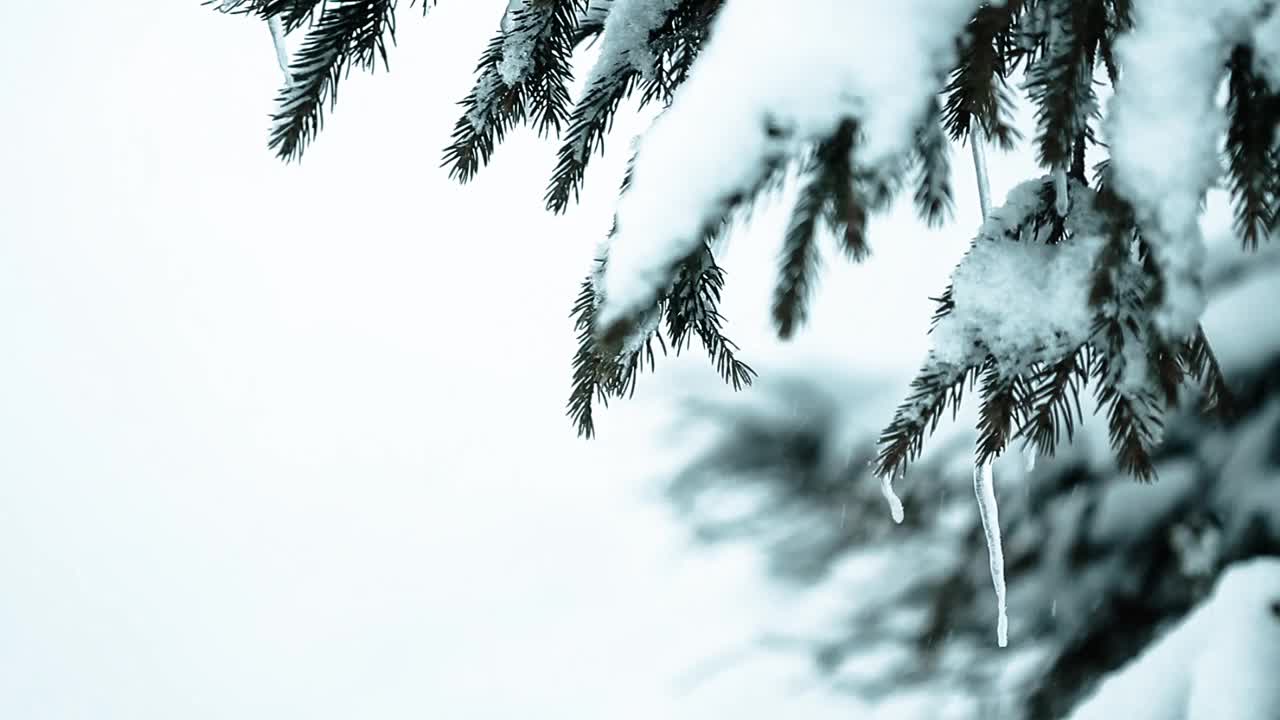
[0,2,1101,719]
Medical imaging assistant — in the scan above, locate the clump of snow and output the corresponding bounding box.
[466,72,504,133]
[1106,0,1267,340]
[930,179,1105,371]
[586,0,679,83]
[498,0,543,86]
[596,0,985,331]
[1066,557,1280,720]
[497,38,537,87]
[558,0,678,173]
[974,461,1008,648]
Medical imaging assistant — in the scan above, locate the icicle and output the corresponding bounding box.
[1054,166,1070,217]
[970,126,1008,647]
[880,473,905,524]
[974,460,1008,647]
[1024,446,1037,473]
[971,129,992,219]
[267,16,291,83]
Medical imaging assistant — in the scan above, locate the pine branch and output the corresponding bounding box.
[269,0,397,161]
[1086,184,1139,308]
[666,245,757,390]
[815,121,863,237]
[566,263,665,438]
[942,0,1023,149]
[1088,260,1164,481]
[1032,178,1070,244]
[594,150,785,353]
[876,359,980,480]
[1097,0,1131,85]
[568,242,753,437]
[1151,342,1185,409]
[912,99,956,228]
[773,178,824,340]
[545,0,715,213]
[545,69,639,212]
[1226,45,1280,250]
[771,120,866,339]
[636,0,721,106]
[208,0,270,16]
[1014,346,1089,456]
[975,361,1031,466]
[1094,377,1162,482]
[1179,326,1236,421]
[442,0,583,182]
[883,176,1180,481]
[1024,0,1104,170]
[567,273,611,438]
[259,0,325,31]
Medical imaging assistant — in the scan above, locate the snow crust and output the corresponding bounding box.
[1066,557,1280,720]
[1106,0,1266,339]
[596,0,986,330]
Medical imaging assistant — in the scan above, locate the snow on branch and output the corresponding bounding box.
[876,177,1233,484]
[268,0,397,161]
[1106,0,1269,340]
[547,0,722,213]
[594,0,986,344]
[941,0,1021,149]
[442,0,584,182]
[567,241,756,438]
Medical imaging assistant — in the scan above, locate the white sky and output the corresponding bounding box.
[0,2,1156,719]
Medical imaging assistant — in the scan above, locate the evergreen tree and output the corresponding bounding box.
[209,5,1280,710]
[212,0,1279,483]
[661,253,1280,716]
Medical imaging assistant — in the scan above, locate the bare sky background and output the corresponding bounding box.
[0,2,1056,718]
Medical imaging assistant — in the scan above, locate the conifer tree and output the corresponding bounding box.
[662,322,1280,717]
[212,0,1280,508]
